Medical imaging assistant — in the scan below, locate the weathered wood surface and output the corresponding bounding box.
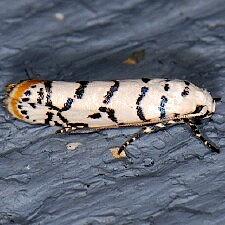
[0,1,224,224]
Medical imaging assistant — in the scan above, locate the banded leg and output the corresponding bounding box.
[56,126,98,134]
[187,121,220,153]
[115,122,178,158]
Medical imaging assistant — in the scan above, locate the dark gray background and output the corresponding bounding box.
[0,0,225,224]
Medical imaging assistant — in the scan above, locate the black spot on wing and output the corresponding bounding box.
[48,104,61,111]
[99,106,118,123]
[142,78,150,83]
[54,121,62,126]
[136,87,149,105]
[75,81,89,99]
[136,106,146,121]
[37,88,44,104]
[184,80,190,86]
[57,112,68,124]
[22,98,29,102]
[29,103,36,108]
[45,112,54,124]
[18,105,22,109]
[44,81,53,105]
[88,113,102,119]
[31,85,36,88]
[181,86,189,97]
[103,80,119,104]
[61,98,73,111]
[21,110,27,115]
[24,90,31,96]
[136,86,149,121]
[164,83,170,91]
[193,105,204,114]
[159,95,168,119]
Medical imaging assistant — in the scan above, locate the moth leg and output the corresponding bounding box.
[113,122,177,159]
[56,126,78,134]
[56,126,95,134]
[187,121,220,153]
[182,105,209,119]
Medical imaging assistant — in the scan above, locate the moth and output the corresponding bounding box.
[4,78,219,158]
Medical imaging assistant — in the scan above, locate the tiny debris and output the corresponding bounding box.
[66,142,81,150]
[110,147,127,159]
[123,49,145,65]
[25,164,30,170]
[54,13,65,21]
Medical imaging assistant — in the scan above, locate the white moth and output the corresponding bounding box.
[4,78,219,158]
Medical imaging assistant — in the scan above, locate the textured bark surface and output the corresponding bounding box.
[0,1,225,224]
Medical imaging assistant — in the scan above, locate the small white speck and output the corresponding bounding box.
[66,142,81,150]
[25,164,30,170]
[55,13,64,21]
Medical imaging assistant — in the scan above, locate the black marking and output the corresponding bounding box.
[181,86,189,97]
[45,112,54,124]
[54,121,61,126]
[33,119,36,122]
[99,106,118,123]
[164,83,170,91]
[159,96,168,119]
[22,98,29,102]
[48,104,61,111]
[103,80,119,104]
[29,103,36,108]
[31,85,36,88]
[184,80,190,86]
[24,90,31,96]
[99,106,107,112]
[18,105,22,109]
[193,105,204,114]
[136,87,149,105]
[37,88,44,104]
[142,78,150,83]
[57,112,68,124]
[44,81,53,105]
[88,113,101,119]
[68,123,89,128]
[174,113,180,117]
[61,98,73,111]
[25,116,29,119]
[21,110,27,115]
[75,81,89,99]
[136,86,149,121]
[136,106,146,121]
